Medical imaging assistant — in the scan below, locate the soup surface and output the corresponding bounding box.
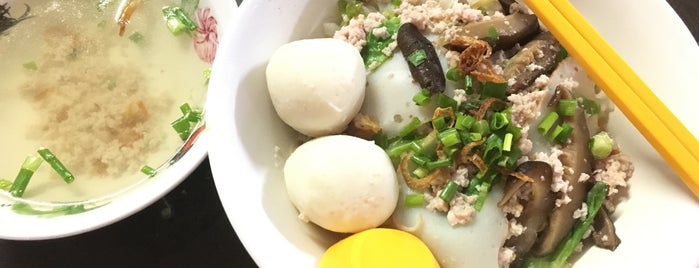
[0,0,208,203]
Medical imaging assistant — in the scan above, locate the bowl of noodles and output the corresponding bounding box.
[207,0,699,267]
[0,0,236,239]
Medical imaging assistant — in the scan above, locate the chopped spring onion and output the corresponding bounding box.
[503,133,514,152]
[490,112,509,130]
[412,89,431,106]
[23,61,37,70]
[407,49,427,66]
[589,131,614,159]
[537,111,559,135]
[162,6,197,35]
[404,193,424,207]
[486,26,499,47]
[464,74,475,94]
[557,99,577,117]
[426,158,452,171]
[438,180,459,202]
[550,123,574,144]
[9,156,43,197]
[471,120,491,136]
[413,167,430,178]
[483,134,503,164]
[432,116,448,132]
[37,147,74,184]
[398,117,421,138]
[473,181,492,211]
[505,124,522,141]
[582,97,602,115]
[456,114,476,131]
[468,132,482,142]
[438,128,461,148]
[373,132,389,149]
[524,182,608,268]
[140,165,157,177]
[410,154,430,167]
[437,93,458,110]
[480,81,507,99]
[0,179,12,191]
[446,67,465,81]
[129,32,144,43]
[555,46,569,63]
[171,117,192,141]
[338,0,364,19]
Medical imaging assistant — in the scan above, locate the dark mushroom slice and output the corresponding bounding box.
[447,12,539,51]
[531,86,593,256]
[502,32,561,94]
[397,22,446,93]
[500,161,556,267]
[591,206,621,251]
[498,0,517,14]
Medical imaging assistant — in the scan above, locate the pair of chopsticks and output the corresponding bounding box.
[524,0,699,199]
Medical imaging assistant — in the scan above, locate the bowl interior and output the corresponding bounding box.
[207,0,699,267]
[0,0,237,240]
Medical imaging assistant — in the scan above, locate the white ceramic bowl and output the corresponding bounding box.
[207,0,699,267]
[0,0,237,240]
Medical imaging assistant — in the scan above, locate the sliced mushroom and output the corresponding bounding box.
[592,206,621,251]
[397,23,445,93]
[503,32,561,94]
[501,161,556,267]
[531,86,593,256]
[446,12,539,51]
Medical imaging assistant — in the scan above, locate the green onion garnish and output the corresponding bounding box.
[171,117,192,141]
[486,26,499,47]
[407,49,427,66]
[412,90,431,106]
[557,99,577,117]
[162,6,198,35]
[503,133,514,152]
[0,179,12,191]
[413,167,430,178]
[438,128,461,148]
[386,141,414,158]
[446,67,465,81]
[464,74,474,94]
[537,111,559,135]
[555,46,569,63]
[23,61,37,70]
[129,32,145,43]
[473,181,492,211]
[373,132,389,149]
[589,131,614,159]
[553,123,574,143]
[433,116,448,132]
[471,120,491,136]
[455,114,475,131]
[426,158,452,171]
[398,117,421,138]
[437,93,458,110]
[140,165,157,177]
[410,154,430,167]
[582,97,602,115]
[468,132,482,142]
[480,81,507,99]
[404,193,424,207]
[490,112,509,130]
[483,134,503,164]
[37,148,74,184]
[438,180,459,202]
[505,124,522,141]
[9,156,43,197]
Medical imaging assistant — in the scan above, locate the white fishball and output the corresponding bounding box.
[266,38,366,137]
[284,135,399,233]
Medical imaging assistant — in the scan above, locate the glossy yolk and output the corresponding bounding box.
[318,228,440,268]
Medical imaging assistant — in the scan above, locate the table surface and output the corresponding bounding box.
[1,1,696,267]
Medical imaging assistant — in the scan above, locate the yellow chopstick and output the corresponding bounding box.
[524,0,699,199]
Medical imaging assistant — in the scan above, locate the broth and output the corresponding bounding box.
[0,0,208,203]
